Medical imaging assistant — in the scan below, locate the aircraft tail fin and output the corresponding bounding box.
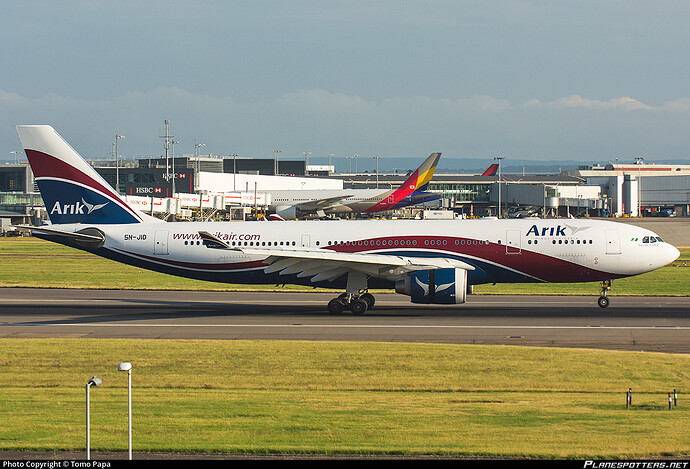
[406,152,441,192]
[16,125,147,225]
[481,163,499,176]
[362,152,441,214]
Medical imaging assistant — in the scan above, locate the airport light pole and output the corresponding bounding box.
[494,156,504,218]
[114,133,125,194]
[10,151,21,164]
[118,362,133,460]
[161,120,173,186]
[171,140,179,196]
[303,152,312,175]
[635,157,643,217]
[273,150,281,175]
[86,376,102,460]
[230,154,238,191]
[194,142,205,173]
[373,155,382,188]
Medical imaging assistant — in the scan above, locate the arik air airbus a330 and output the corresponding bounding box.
[16,125,679,314]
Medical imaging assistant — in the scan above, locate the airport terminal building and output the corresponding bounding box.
[1,155,688,229]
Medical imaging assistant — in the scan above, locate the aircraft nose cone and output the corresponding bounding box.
[667,244,681,265]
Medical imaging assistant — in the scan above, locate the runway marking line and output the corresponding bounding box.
[1,323,688,330]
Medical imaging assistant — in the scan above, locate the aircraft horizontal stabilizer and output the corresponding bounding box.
[14,225,105,250]
[15,225,102,241]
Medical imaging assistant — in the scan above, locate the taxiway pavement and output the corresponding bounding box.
[1,289,689,353]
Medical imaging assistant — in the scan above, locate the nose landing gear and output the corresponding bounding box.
[598,280,612,308]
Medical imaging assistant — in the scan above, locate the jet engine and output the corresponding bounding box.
[395,268,468,304]
[274,205,298,220]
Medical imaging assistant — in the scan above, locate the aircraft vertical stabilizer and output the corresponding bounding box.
[481,164,499,176]
[17,125,147,225]
[363,152,441,213]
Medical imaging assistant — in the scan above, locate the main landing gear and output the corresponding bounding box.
[598,280,612,308]
[327,291,375,315]
[327,271,374,315]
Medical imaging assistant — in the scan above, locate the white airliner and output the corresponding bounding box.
[269,152,442,219]
[16,125,680,314]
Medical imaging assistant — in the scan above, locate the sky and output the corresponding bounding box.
[1,1,690,172]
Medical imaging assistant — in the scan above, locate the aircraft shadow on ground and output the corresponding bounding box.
[2,299,690,326]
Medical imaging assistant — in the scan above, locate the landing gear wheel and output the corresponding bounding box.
[360,293,375,309]
[327,298,345,314]
[349,299,368,315]
[598,280,612,308]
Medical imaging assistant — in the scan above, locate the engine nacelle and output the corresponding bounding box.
[395,268,468,304]
[274,205,298,220]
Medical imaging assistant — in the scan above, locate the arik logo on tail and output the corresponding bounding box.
[50,198,109,216]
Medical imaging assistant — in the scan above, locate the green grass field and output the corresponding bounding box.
[1,237,689,458]
[0,237,689,296]
[1,339,689,458]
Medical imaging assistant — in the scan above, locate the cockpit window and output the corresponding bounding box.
[655,237,664,242]
[642,236,649,243]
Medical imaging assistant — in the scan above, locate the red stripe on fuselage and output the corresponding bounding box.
[120,236,616,283]
[324,235,616,282]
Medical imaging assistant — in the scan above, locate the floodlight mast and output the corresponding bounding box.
[114,133,125,194]
[118,362,133,460]
[494,156,505,218]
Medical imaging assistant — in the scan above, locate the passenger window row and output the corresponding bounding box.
[185,238,495,248]
[549,239,593,245]
[326,239,489,247]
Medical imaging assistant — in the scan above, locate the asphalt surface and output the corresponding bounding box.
[1,288,689,353]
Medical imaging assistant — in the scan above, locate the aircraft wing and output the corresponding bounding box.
[199,231,474,282]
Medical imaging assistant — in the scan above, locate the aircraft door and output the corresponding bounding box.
[301,234,311,247]
[505,230,522,254]
[154,230,169,255]
[605,229,621,255]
